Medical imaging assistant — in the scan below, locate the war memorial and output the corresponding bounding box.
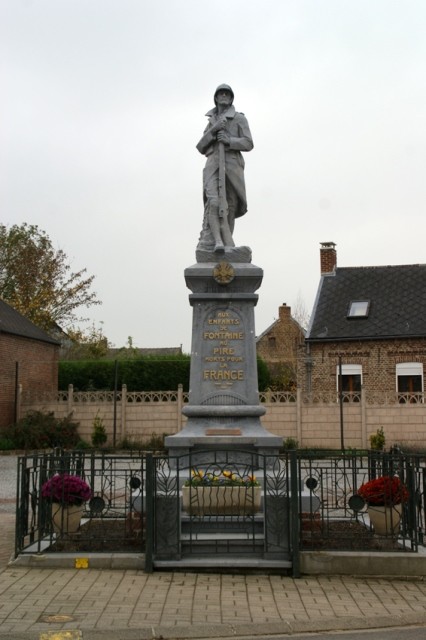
[13,86,424,577]
[165,84,281,462]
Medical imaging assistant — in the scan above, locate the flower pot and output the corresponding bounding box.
[52,504,84,534]
[367,503,402,536]
[182,485,261,516]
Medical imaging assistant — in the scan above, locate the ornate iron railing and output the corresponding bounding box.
[15,450,425,564]
[299,451,425,552]
[145,450,294,568]
[15,451,146,556]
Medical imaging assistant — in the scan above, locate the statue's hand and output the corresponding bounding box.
[217,130,230,145]
[210,117,227,134]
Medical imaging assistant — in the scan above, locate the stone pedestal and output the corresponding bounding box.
[165,256,282,463]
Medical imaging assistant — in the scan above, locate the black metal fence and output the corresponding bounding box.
[15,451,146,557]
[144,450,297,573]
[299,451,425,552]
[15,450,426,569]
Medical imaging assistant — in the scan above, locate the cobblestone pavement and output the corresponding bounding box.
[1,455,426,639]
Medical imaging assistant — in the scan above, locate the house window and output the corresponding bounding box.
[347,301,370,318]
[396,363,423,403]
[336,364,362,402]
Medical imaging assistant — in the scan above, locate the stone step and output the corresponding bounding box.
[154,556,292,571]
[181,540,265,555]
[181,516,264,535]
[181,531,264,541]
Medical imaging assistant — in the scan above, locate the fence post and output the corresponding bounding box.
[177,384,183,432]
[361,387,367,449]
[405,458,418,546]
[145,453,154,572]
[296,388,302,446]
[16,384,22,422]
[121,384,127,442]
[67,384,73,415]
[290,450,300,578]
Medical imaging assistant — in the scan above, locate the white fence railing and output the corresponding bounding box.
[18,385,426,449]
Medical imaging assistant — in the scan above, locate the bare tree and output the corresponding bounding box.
[292,290,310,331]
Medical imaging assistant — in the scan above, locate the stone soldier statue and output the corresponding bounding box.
[196,84,253,253]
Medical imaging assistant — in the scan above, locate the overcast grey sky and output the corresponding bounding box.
[2,0,426,351]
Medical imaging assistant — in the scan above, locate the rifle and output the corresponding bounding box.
[217,140,233,246]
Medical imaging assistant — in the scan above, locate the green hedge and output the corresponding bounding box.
[59,356,271,392]
[59,357,191,392]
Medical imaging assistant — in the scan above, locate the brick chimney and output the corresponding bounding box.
[278,303,291,320]
[320,242,337,274]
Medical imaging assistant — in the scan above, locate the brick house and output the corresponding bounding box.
[256,304,305,390]
[0,299,59,427]
[300,242,426,401]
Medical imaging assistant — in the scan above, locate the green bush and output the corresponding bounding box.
[0,437,15,451]
[118,433,167,452]
[1,411,80,450]
[370,427,385,451]
[74,439,91,450]
[143,432,167,451]
[282,437,299,450]
[256,357,271,391]
[91,414,107,447]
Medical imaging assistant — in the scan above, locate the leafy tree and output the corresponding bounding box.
[0,223,101,330]
[61,323,110,360]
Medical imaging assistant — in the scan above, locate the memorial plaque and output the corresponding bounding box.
[202,307,245,392]
[205,428,242,436]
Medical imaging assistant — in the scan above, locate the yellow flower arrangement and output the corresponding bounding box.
[184,468,260,487]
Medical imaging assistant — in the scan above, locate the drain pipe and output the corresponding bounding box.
[338,356,345,451]
[113,360,118,447]
[14,361,19,423]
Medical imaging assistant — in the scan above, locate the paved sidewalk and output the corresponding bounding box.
[0,512,15,567]
[1,565,426,638]
[2,462,426,639]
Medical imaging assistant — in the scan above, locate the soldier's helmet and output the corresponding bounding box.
[214,84,234,105]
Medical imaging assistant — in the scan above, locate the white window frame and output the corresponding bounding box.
[336,364,363,400]
[396,363,424,393]
[336,364,363,388]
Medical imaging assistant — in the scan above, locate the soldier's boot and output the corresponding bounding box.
[208,212,225,252]
[220,218,235,247]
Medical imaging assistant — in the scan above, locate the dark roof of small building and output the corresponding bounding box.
[307,264,426,342]
[0,299,60,345]
[106,346,183,359]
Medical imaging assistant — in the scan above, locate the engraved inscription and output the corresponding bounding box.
[202,309,245,389]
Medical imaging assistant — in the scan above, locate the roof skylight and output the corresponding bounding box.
[348,300,370,318]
